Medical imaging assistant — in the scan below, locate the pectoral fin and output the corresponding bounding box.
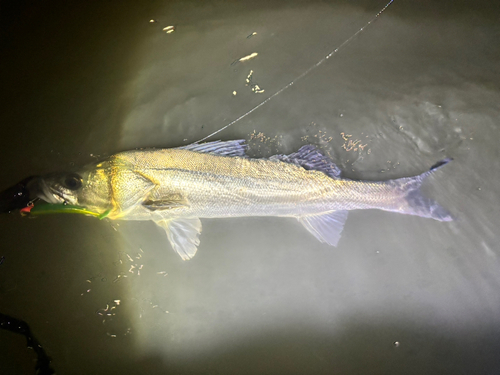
[299,210,348,247]
[142,193,190,211]
[154,218,202,260]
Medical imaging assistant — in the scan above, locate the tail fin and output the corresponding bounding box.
[395,158,453,222]
[421,157,453,180]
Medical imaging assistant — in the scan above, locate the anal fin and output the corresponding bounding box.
[154,218,202,260]
[299,210,348,247]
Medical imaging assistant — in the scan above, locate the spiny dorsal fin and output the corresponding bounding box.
[178,140,247,157]
[271,145,341,178]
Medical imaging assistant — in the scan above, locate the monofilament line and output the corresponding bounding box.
[197,0,395,143]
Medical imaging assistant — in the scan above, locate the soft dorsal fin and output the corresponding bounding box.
[154,217,202,260]
[298,210,348,246]
[178,140,247,157]
[271,145,341,178]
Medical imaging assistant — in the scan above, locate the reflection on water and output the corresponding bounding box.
[1,0,500,374]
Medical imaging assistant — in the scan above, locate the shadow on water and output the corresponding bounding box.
[136,322,500,375]
[3,314,500,374]
[2,212,499,374]
[0,313,54,375]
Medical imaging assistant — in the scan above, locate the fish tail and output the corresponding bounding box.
[395,158,453,222]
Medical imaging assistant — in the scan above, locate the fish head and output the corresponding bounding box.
[36,162,113,215]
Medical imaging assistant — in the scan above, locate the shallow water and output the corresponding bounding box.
[1,0,500,374]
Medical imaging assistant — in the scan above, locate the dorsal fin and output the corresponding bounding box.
[271,145,341,178]
[178,140,247,157]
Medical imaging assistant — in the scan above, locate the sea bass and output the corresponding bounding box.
[34,140,452,260]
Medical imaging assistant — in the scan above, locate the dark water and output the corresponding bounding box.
[1,0,500,374]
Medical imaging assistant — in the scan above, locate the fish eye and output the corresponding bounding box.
[63,174,82,190]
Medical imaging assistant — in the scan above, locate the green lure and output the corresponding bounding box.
[29,203,110,220]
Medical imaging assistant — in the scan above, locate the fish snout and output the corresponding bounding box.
[31,177,65,204]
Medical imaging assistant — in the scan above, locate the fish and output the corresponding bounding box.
[32,139,453,260]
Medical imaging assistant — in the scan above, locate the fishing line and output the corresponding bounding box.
[197,0,395,143]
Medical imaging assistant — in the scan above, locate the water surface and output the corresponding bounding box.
[1,1,499,374]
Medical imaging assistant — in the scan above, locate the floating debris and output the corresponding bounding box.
[248,130,282,156]
[341,132,352,141]
[247,32,257,39]
[96,299,122,325]
[112,273,127,283]
[341,132,368,152]
[251,84,264,94]
[245,70,253,84]
[245,70,265,94]
[117,250,145,276]
[231,52,258,65]
[163,25,175,34]
[149,19,157,23]
[239,52,258,62]
[232,91,237,96]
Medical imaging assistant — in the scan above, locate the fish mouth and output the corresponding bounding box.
[29,178,110,219]
[37,179,66,204]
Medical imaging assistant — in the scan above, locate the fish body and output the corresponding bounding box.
[36,140,452,260]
